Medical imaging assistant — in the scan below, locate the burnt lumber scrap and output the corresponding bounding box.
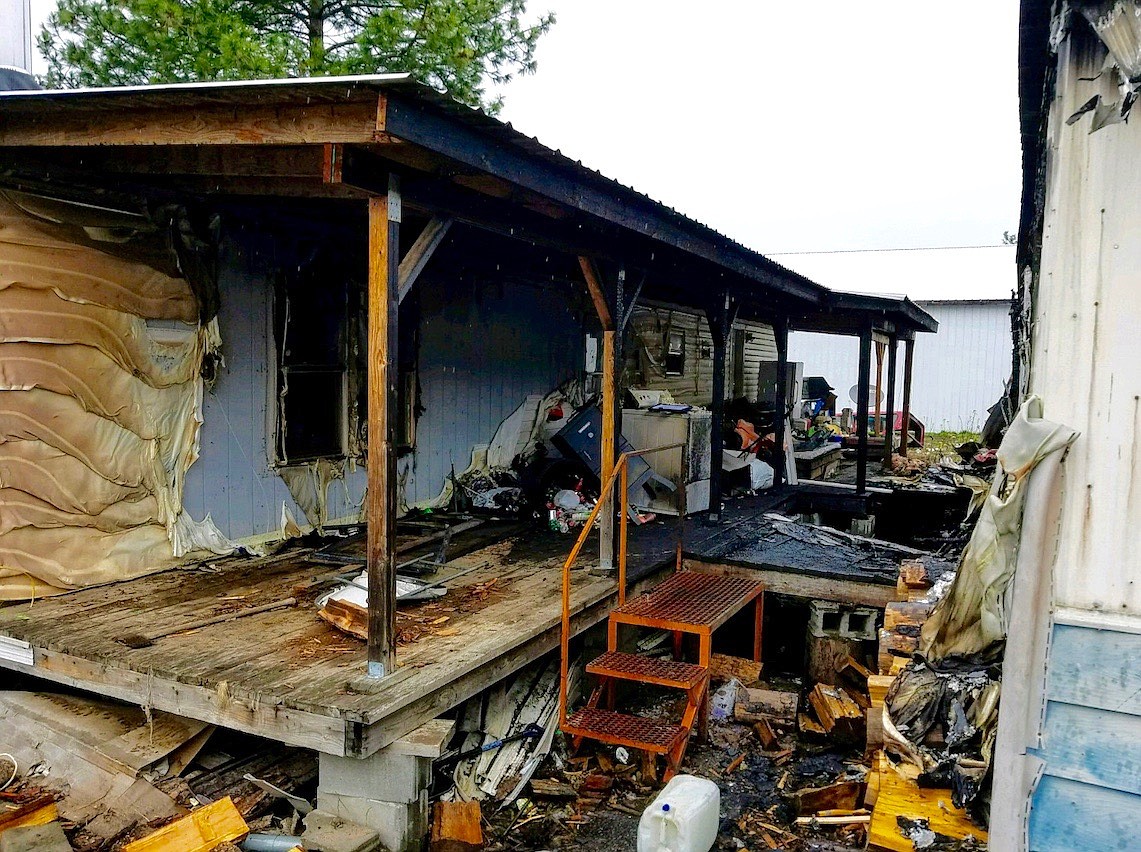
[867,753,987,851]
[808,684,866,744]
[430,801,484,852]
[791,781,866,817]
[709,653,763,685]
[121,798,249,852]
[0,796,58,836]
[877,601,933,674]
[734,687,799,726]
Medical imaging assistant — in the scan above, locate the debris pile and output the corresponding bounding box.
[0,691,321,852]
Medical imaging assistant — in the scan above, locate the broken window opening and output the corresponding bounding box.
[664,330,686,376]
[274,260,350,465]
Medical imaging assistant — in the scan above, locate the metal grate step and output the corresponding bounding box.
[613,571,764,631]
[564,707,687,754]
[586,651,707,690]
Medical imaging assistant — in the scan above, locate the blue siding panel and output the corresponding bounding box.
[1029,776,1141,851]
[1048,623,1141,717]
[406,277,583,505]
[1032,701,1141,795]
[1029,622,1141,851]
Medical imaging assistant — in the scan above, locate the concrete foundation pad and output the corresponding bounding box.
[317,791,427,852]
[301,809,384,852]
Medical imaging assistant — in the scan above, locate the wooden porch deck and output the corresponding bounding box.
[0,523,668,759]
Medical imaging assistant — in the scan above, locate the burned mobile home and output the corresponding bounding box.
[0,76,948,847]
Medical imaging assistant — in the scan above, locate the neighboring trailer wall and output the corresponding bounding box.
[992,26,1141,851]
[787,299,1011,432]
[627,304,776,405]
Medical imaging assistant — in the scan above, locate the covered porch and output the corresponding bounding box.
[0,76,843,721]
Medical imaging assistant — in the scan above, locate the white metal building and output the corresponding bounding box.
[787,297,1012,433]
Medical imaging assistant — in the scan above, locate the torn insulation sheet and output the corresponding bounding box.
[0,196,235,599]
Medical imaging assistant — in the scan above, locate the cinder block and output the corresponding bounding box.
[317,790,428,852]
[809,601,878,641]
[809,600,842,637]
[841,607,878,641]
[319,749,432,803]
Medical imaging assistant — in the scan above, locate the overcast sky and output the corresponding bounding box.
[494,1,1022,300]
[28,0,1021,300]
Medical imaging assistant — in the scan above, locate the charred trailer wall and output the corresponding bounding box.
[993,9,1141,849]
[183,224,586,538]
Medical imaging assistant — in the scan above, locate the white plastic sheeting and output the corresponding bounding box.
[920,397,1078,662]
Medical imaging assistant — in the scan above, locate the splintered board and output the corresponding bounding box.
[122,797,247,852]
[867,754,986,851]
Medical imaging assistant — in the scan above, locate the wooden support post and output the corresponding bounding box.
[883,337,898,470]
[600,329,617,570]
[366,177,400,678]
[855,328,872,495]
[706,290,736,522]
[579,257,622,570]
[899,337,915,457]
[873,341,885,436]
[773,316,789,487]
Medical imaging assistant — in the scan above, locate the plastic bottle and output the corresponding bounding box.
[636,774,720,852]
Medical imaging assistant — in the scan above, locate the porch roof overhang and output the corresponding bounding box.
[0,74,832,318]
[787,290,938,339]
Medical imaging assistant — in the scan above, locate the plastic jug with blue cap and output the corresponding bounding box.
[636,774,720,852]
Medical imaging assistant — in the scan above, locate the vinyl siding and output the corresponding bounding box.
[627,303,776,405]
[1026,622,1141,851]
[402,275,584,505]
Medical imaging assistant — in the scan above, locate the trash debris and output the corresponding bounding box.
[709,678,741,721]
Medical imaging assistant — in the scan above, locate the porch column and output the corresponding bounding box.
[883,336,898,470]
[899,336,915,457]
[855,327,872,494]
[578,257,621,570]
[873,340,885,436]
[772,316,789,487]
[706,290,736,522]
[366,177,400,678]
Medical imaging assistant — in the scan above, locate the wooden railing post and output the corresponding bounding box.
[900,337,915,457]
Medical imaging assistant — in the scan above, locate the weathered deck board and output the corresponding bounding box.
[0,528,624,756]
[0,490,921,756]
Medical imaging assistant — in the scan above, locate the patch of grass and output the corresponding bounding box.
[917,430,981,464]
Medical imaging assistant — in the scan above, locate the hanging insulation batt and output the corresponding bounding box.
[0,196,223,599]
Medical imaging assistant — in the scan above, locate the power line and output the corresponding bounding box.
[767,243,1015,256]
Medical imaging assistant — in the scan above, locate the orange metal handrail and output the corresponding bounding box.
[558,441,685,728]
